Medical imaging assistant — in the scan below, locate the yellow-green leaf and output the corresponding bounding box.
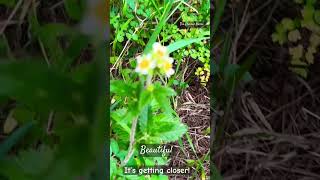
[289,45,304,59]
[290,67,308,78]
[288,30,301,42]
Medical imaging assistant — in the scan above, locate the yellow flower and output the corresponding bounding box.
[162,57,175,77]
[135,54,156,75]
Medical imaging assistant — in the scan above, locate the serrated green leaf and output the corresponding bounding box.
[110,80,136,97]
[15,146,54,175]
[146,115,187,143]
[139,90,152,110]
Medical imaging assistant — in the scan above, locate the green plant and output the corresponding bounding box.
[0,1,107,179]
[272,0,320,78]
[110,42,188,179]
[110,1,212,179]
[211,0,254,179]
[111,0,210,86]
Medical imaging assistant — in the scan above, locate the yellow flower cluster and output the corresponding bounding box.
[135,43,175,77]
[195,63,210,86]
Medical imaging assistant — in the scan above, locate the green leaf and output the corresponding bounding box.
[126,0,136,10]
[62,35,90,71]
[306,0,316,5]
[185,133,197,156]
[110,157,118,178]
[0,61,82,112]
[15,146,54,175]
[302,5,314,21]
[211,163,223,180]
[310,33,320,46]
[314,10,320,24]
[281,18,295,31]
[64,0,85,20]
[35,23,74,66]
[143,0,174,53]
[305,50,314,64]
[147,115,187,143]
[288,30,301,42]
[139,89,152,110]
[110,139,119,156]
[0,0,16,7]
[110,80,136,97]
[271,32,287,45]
[234,52,256,84]
[138,106,150,132]
[167,37,209,54]
[290,67,308,78]
[289,45,304,60]
[213,0,227,35]
[225,53,256,92]
[111,108,131,134]
[153,83,176,115]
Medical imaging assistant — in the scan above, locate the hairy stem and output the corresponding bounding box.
[122,116,138,166]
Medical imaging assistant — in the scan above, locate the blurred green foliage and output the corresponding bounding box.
[0,1,106,179]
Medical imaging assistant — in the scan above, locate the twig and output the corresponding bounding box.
[231,0,251,64]
[237,1,279,61]
[0,0,24,35]
[266,93,309,119]
[46,111,55,134]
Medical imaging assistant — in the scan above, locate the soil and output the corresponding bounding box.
[170,83,210,180]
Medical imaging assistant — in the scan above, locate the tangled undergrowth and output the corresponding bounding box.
[213,0,320,179]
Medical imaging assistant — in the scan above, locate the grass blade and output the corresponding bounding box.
[167,37,209,54]
[213,0,227,35]
[143,0,174,54]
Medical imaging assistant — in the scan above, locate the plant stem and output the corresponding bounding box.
[122,74,152,166]
[122,116,138,166]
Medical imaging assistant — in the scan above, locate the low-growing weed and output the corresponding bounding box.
[272,0,320,78]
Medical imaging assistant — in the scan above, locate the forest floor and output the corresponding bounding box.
[214,0,320,179]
